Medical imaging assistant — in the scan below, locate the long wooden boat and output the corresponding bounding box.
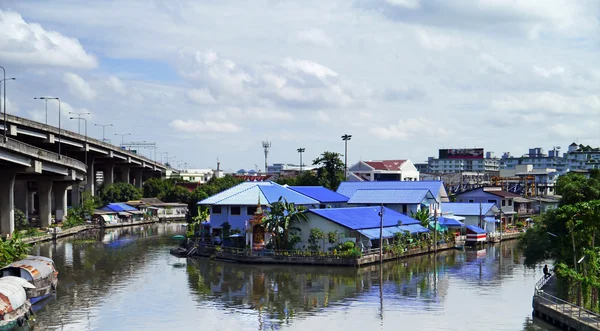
[0,277,34,330]
[0,256,58,304]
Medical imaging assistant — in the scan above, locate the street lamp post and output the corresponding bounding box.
[34,97,49,124]
[70,116,88,164]
[0,71,16,142]
[38,97,61,157]
[94,123,113,143]
[341,134,352,176]
[297,148,305,173]
[115,133,131,147]
[69,111,90,134]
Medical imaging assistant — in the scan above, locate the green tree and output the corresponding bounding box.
[14,209,28,231]
[143,177,172,199]
[188,188,209,219]
[164,186,191,203]
[262,197,308,250]
[411,208,431,228]
[99,182,142,205]
[312,152,345,190]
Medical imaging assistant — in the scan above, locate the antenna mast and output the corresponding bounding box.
[262,140,271,174]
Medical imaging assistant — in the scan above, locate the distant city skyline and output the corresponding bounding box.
[1,1,599,171]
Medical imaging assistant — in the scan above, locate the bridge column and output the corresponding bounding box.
[0,172,15,236]
[70,184,80,208]
[28,191,35,215]
[104,163,114,187]
[119,166,130,183]
[85,157,95,195]
[14,180,28,219]
[53,182,69,222]
[134,169,143,189]
[38,179,53,228]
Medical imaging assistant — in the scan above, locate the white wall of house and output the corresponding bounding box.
[295,213,352,252]
[400,160,420,181]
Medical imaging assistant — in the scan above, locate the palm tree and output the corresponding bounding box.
[262,197,308,250]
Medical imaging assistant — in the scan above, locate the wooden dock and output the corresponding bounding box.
[533,275,600,330]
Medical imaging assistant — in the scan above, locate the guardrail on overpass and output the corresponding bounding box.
[0,137,87,173]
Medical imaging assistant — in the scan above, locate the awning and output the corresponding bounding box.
[399,224,430,234]
[466,225,486,234]
[444,215,465,221]
[437,216,464,227]
[358,224,430,240]
[118,212,130,216]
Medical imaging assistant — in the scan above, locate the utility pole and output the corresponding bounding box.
[434,208,438,252]
[378,203,384,263]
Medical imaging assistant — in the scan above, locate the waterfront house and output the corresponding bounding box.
[296,207,427,252]
[287,186,349,208]
[346,159,420,181]
[337,181,449,203]
[451,187,519,225]
[197,181,319,236]
[530,195,561,214]
[441,202,499,232]
[99,203,145,222]
[126,198,187,221]
[513,197,534,223]
[92,209,119,225]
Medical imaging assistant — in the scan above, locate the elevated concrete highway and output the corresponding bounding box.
[0,137,87,234]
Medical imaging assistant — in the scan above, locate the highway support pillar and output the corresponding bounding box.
[38,180,53,228]
[0,172,15,236]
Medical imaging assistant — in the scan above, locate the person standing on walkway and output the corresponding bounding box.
[543,264,550,278]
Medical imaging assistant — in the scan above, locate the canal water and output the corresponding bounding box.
[21,223,557,331]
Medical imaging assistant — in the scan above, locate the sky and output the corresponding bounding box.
[0,0,599,173]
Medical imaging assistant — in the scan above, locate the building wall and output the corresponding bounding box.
[295,213,353,252]
[453,190,515,215]
[209,205,267,230]
[400,160,420,181]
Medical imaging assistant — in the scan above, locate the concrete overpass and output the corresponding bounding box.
[1,114,166,196]
[0,137,87,234]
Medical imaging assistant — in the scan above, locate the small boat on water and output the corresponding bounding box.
[169,247,189,257]
[0,277,34,330]
[0,256,58,304]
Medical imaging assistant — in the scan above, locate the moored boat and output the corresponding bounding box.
[0,256,58,304]
[0,277,34,330]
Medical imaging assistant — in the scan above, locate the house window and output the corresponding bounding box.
[247,206,257,215]
[231,206,241,215]
[211,206,221,214]
[319,204,326,209]
[508,200,512,206]
[488,199,495,204]
[502,200,506,207]
[468,199,474,203]
[402,205,408,214]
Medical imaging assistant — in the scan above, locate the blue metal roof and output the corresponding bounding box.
[357,224,430,239]
[437,216,464,227]
[307,207,419,230]
[347,189,433,204]
[441,202,497,216]
[288,186,349,203]
[466,225,486,234]
[399,224,431,234]
[197,182,319,206]
[104,203,139,212]
[337,181,445,201]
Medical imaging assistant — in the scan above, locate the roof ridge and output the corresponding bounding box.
[213,183,265,204]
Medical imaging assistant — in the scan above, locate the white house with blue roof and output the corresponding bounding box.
[287,186,349,208]
[441,202,500,233]
[336,181,448,216]
[297,206,428,252]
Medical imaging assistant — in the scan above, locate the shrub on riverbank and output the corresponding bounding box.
[0,232,31,267]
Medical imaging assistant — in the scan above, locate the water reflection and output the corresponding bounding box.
[22,224,559,330]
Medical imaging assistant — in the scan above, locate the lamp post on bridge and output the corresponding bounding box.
[69,116,88,165]
[94,123,113,143]
[69,111,90,134]
[0,68,16,142]
[33,97,49,124]
[37,97,61,157]
[114,133,131,148]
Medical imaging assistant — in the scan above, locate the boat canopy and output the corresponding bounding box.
[0,256,56,282]
[0,278,28,314]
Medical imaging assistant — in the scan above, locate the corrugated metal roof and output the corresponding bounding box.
[466,225,486,234]
[358,224,429,239]
[347,189,432,204]
[0,278,28,314]
[197,182,319,206]
[399,224,431,234]
[337,181,444,201]
[441,202,497,216]
[437,216,464,227]
[288,186,349,203]
[308,207,419,230]
[103,203,139,212]
[3,256,56,281]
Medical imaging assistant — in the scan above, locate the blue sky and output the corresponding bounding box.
[0,0,599,172]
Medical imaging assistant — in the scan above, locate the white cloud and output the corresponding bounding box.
[295,28,333,47]
[281,58,338,79]
[169,119,241,133]
[369,117,449,140]
[478,53,512,75]
[385,0,421,9]
[491,92,600,116]
[414,28,466,51]
[187,88,217,105]
[0,10,97,69]
[63,72,96,100]
[533,65,565,78]
[108,76,126,95]
[315,110,330,123]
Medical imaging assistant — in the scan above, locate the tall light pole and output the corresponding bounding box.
[70,116,88,164]
[1,73,16,142]
[341,134,352,177]
[33,97,49,124]
[69,111,90,134]
[94,123,113,142]
[297,148,305,173]
[38,97,61,157]
[115,133,131,147]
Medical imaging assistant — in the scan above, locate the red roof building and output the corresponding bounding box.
[347,159,420,182]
